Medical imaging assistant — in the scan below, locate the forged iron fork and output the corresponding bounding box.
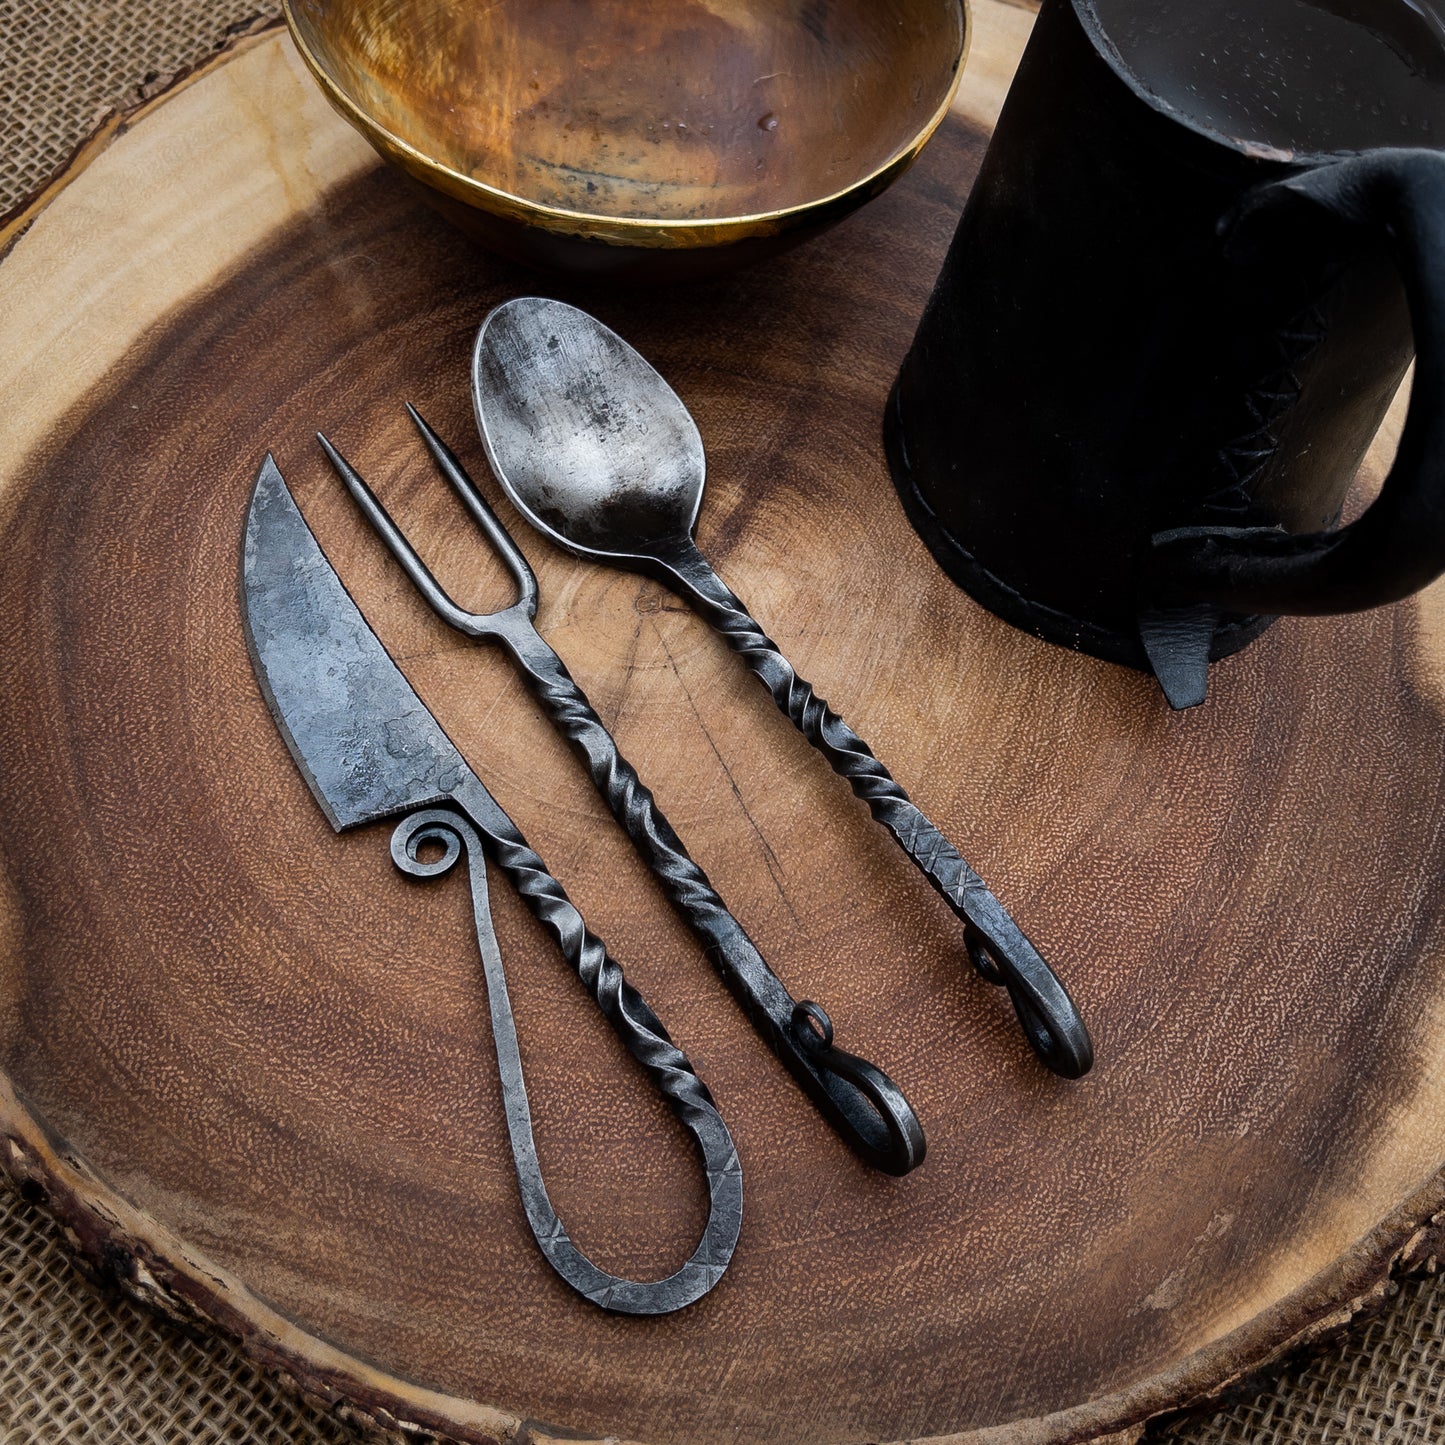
[317,408,927,1176]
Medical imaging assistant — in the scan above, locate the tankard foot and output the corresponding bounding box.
[1138,605,1219,710]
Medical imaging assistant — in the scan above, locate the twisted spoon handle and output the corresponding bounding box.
[401,788,742,1315]
[492,625,925,1175]
[652,539,1093,1080]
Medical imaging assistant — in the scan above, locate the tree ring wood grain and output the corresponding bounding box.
[5,10,1445,1445]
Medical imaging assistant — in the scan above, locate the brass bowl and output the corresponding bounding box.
[283,0,969,282]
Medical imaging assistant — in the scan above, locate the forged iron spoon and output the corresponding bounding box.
[472,296,1093,1080]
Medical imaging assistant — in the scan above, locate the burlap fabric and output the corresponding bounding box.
[2,3,1444,1442]
[0,1186,351,1444]
[0,0,265,211]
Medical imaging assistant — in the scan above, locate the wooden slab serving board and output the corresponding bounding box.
[4,7,1445,1443]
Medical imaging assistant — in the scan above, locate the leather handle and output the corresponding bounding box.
[1148,148,1445,616]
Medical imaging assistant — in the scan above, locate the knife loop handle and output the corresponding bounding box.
[652,539,1095,1082]
[391,805,743,1316]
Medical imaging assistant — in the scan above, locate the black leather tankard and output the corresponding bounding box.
[887,0,1445,707]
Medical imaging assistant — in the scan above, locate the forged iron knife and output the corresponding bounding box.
[240,454,742,1315]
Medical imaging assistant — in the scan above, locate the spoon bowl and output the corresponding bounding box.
[474,298,704,561]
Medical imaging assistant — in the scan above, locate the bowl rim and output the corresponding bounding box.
[281,0,970,249]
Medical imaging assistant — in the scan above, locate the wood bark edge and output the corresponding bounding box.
[0,14,283,257]
[5,1066,1444,1445]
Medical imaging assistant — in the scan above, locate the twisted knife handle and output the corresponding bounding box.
[394,800,742,1316]
[652,539,1093,1081]
[495,630,925,1176]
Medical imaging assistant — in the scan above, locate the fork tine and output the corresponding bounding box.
[317,431,479,635]
[407,404,539,616]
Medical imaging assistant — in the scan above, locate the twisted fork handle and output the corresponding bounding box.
[494,627,926,1175]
